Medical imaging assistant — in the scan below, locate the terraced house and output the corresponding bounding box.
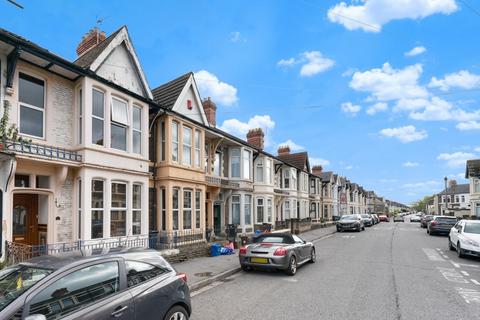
[0,26,150,261]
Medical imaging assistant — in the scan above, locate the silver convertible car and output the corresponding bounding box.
[239,233,315,276]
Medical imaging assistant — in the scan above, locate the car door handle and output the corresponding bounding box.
[111,305,129,318]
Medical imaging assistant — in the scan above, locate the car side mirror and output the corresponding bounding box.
[25,315,47,320]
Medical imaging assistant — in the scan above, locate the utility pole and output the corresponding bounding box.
[444,177,448,216]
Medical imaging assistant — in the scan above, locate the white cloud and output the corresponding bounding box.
[278,51,335,76]
[277,139,304,152]
[379,179,397,183]
[429,70,480,91]
[403,161,419,167]
[350,63,428,101]
[457,121,480,130]
[341,102,362,115]
[219,115,275,147]
[475,147,480,153]
[437,152,475,168]
[402,180,441,192]
[379,125,427,143]
[230,31,241,43]
[277,58,296,67]
[310,157,330,167]
[194,70,238,106]
[345,165,353,170]
[342,68,358,77]
[327,0,458,33]
[366,102,388,115]
[300,51,335,77]
[405,46,427,57]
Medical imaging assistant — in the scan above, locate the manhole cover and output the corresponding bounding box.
[194,272,213,277]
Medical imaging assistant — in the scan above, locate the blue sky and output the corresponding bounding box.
[2,0,480,204]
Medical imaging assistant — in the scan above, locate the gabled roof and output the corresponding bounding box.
[74,28,122,69]
[74,26,152,99]
[277,152,310,173]
[320,171,333,182]
[152,72,192,110]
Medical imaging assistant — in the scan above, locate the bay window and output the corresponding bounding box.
[256,198,264,223]
[214,152,222,176]
[266,159,272,184]
[231,149,241,178]
[111,182,127,236]
[172,188,179,230]
[284,170,290,189]
[243,149,251,180]
[256,161,264,183]
[132,106,142,154]
[111,97,128,151]
[77,179,82,239]
[195,130,201,167]
[78,89,82,144]
[19,73,44,138]
[182,127,192,166]
[232,195,241,225]
[91,180,104,239]
[267,199,272,223]
[183,190,192,229]
[92,89,104,146]
[476,203,480,216]
[245,195,252,225]
[161,121,166,161]
[292,171,297,190]
[475,179,480,193]
[284,201,290,219]
[172,121,179,162]
[132,184,141,235]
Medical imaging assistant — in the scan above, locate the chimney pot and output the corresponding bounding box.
[312,165,323,175]
[202,98,217,126]
[76,27,107,57]
[277,145,291,156]
[246,128,264,149]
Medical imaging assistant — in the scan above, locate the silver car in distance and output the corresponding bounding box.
[239,233,316,276]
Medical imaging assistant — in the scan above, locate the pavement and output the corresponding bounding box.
[174,225,337,292]
[189,221,480,320]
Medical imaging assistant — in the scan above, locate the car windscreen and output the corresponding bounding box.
[464,223,480,234]
[0,265,52,311]
[340,215,356,220]
[254,236,289,244]
[436,217,457,223]
[361,215,370,218]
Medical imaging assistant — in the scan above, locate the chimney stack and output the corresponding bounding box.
[247,128,264,149]
[76,28,107,57]
[312,165,323,175]
[202,97,217,127]
[277,145,291,156]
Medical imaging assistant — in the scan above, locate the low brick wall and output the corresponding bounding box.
[161,242,210,264]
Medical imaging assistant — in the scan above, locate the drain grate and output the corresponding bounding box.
[194,272,213,277]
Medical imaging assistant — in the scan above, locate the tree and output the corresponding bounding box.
[0,99,29,148]
[411,195,433,213]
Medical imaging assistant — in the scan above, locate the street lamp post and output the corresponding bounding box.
[444,177,448,216]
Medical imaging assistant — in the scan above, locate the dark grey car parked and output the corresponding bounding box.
[427,216,458,235]
[0,248,191,320]
[336,214,365,232]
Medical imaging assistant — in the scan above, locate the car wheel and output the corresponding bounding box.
[164,305,189,320]
[427,229,429,234]
[362,226,365,231]
[449,238,455,251]
[241,265,250,271]
[457,242,465,258]
[286,256,297,276]
[337,227,341,232]
[357,226,361,232]
[309,249,316,263]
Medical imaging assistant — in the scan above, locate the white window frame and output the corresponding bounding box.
[91,179,104,239]
[284,169,290,189]
[267,198,272,223]
[475,179,480,193]
[18,72,45,139]
[132,105,142,154]
[194,130,201,168]
[243,149,251,180]
[292,170,297,191]
[266,159,272,185]
[256,197,264,224]
[183,189,192,230]
[476,202,480,216]
[245,195,252,225]
[256,160,264,183]
[110,97,129,152]
[230,148,241,178]
[195,190,201,229]
[77,179,82,239]
[92,88,105,146]
[284,200,291,220]
[182,126,192,166]
[172,121,179,163]
[132,183,142,235]
[78,88,83,144]
[111,181,127,237]
[172,188,180,230]
[232,195,241,225]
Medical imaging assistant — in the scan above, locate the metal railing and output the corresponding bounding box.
[3,139,82,162]
[6,235,148,265]
[149,229,205,250]
[205,175,240,188]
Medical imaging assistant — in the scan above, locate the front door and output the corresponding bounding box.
[214,204,221,235]
[12,194,39,245]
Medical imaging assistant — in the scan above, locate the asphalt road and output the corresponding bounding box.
[190,221,480,320]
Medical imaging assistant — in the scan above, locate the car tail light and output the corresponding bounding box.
[239,246,248,255]
[177,273,187,283]
[274,248,288,256]
[431,221,438,226]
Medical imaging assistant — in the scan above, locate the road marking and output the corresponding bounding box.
[312,234,335,244]
[341,235,356,239]
[436,248,441,251]
[456,287,480,304]
[191,280,224,297]
[442,255,449,259]
[438,267,469,284]
[423,248,445,261]
[283,278,298,283]
[471,279,480,286]
[461,271,470,277]
[450,261,461,268]
[459,263,479,269]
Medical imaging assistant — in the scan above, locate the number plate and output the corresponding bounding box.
[250,257,269,264]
